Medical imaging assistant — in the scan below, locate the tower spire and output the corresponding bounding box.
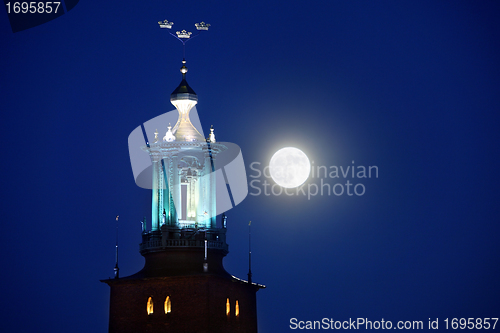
[158,20,210,142]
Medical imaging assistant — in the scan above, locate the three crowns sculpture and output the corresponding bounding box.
[158,20,210,59]
[158,20,210,43]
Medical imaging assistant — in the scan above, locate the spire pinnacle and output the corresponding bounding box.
[209,125,216,143]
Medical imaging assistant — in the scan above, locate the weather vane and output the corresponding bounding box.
[158,20,211,59]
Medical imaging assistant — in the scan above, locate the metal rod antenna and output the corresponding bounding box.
[248,221,252,283]
[203,231,209,272]
[114,215,120,279]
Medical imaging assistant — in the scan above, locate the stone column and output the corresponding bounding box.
[172,154,180,221]
[151,153,160,231]
[204,151,212,228]
[210,154,216,228]
[164,156,171,226]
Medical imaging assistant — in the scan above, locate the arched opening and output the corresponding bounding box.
[164,296,171,314]
[235,300,239,317]
[226,298,230,316]
[147,297,153,315]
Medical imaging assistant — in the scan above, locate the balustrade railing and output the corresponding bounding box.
[140,238,227,251]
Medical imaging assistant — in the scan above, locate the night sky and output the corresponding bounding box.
[1,1,500,332]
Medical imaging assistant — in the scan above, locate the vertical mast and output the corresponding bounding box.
[114,215,120,279]
[248,221,252,283]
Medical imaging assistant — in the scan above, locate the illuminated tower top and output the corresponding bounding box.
[133,21,232,276]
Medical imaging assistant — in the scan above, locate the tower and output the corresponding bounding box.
[102,26,264,332]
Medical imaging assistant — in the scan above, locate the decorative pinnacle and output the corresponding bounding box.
[180,60,188,74]
[209,125,216,143]
[163,123,175,142]
[158,20,173,29]
[176,30,192,39]
[195,22,210,30]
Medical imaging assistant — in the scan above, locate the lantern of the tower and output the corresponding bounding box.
[142,59,224,236]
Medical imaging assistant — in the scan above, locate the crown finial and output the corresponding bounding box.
[195,22,210,31]
[158,20,173,29]
[176,30,192,39]
[159,20,210,59]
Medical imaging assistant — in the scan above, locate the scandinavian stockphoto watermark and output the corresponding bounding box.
[289,317,499,330]
[249,161,379,199]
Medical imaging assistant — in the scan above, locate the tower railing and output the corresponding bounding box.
[139,238,228,252]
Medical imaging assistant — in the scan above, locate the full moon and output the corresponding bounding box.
[269,147,311,188]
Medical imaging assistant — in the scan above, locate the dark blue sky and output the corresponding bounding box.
[1,1,499,332]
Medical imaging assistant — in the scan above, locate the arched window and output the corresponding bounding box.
[235,300,239,317]
[226,298,230,316]
[147,297,153,315]
[164,296,171,314]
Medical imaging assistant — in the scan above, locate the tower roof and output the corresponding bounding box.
[170,60,198,102]
[171,76,196,95]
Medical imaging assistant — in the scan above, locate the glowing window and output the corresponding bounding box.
[226,298,230,316]
[147,297,153,315]
[235,300,239,317]
[164,296,171,314]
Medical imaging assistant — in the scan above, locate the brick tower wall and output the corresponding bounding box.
[106,275,258,333]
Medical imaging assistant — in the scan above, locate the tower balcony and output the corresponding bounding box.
[134,226,231,278]
[139,227,228,255]
[139,237,228,253]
